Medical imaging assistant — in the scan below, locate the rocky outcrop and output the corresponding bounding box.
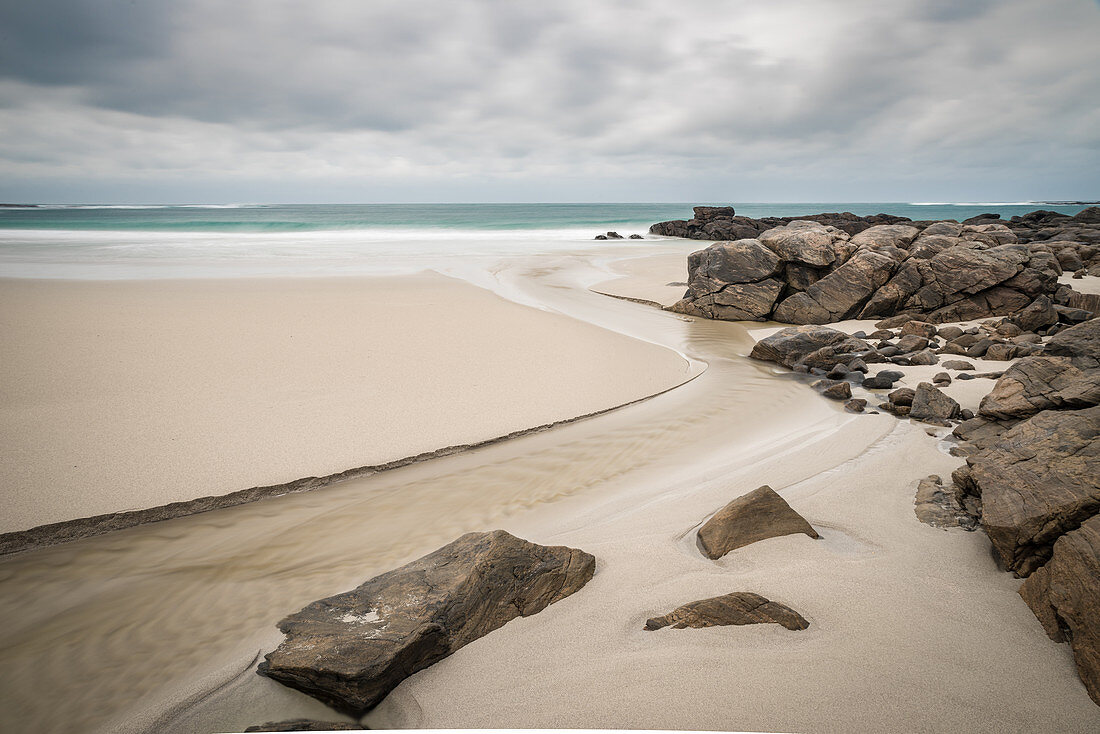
[258,530,595,715]
[1019,514,1100,705]
[953,406,1100,576]
[644,591,809,631]
[697,485,819,560]
[978,356,1100,419]
[658,207,1100,325]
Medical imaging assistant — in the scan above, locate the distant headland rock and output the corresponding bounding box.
[651,206,1100,325]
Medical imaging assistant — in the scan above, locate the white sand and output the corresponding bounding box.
[2,251,1096,734]
[1060,272,1100,294]
[590,251,693,307]
[0,273,692,533]
[359,258,1099,732]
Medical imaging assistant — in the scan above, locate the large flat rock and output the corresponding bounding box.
[697,485,819,560]
[258,530,595,715]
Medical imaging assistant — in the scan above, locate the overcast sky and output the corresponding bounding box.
[1,0,1098,203]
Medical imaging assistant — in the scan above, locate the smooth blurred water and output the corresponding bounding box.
[0,202,1091,279]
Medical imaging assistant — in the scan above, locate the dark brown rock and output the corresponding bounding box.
[644,592,809,631]
[889,387,916,407]
[697,485,819,560]
[961,406,1100,576]
[1011,295,1059,332]
[942,359,976,371]
[822,381,852,400]
[1046,319,1100,369]
[979,356,1100,419]
[899,320,938,338]
[748,325,869,369]
[909,383,961,423]
[258,530,595,715]
[845,398,868,413]
[1019,514,1100,705]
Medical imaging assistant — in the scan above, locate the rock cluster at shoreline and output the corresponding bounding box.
[750,316,1100,705]
[657,206,1100,325]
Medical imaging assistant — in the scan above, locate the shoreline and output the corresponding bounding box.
[2,241,1098,733]
[0,365,703,557]
[0,272,695,535]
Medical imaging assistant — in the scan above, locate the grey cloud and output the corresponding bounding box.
[0,0,1098,202]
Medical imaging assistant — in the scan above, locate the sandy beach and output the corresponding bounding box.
[0,273,693,533]
[1,242,1095,734]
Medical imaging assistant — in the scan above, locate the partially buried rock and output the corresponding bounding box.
[845,398,867,413]
[244,720,364,732]
[644,591,809,631]
[258,530,596,715]
[913,475,978,531]
[697,485,819,560]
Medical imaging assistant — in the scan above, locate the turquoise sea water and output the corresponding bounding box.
[0,202,1092,279]
[0,202,1092,233]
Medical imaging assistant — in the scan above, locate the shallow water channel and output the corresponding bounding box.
[0,254,840,733]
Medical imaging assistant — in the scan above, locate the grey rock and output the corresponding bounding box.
[258,530,595,715]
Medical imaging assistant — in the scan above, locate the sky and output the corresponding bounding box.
[1,0,1098,204]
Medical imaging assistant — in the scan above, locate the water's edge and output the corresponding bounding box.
[0,358,702,557]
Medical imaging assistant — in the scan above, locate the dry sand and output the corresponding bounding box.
[0,273,692,533]
[2,250,1097,734]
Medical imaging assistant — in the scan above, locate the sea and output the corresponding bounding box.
[0,202,1092,279]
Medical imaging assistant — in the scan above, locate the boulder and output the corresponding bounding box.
[1073,206,1100,223]
[748,325,869,370]
[889,387,916,407]
[644,592,809,631]
[909,383,961,423]
[959,406,1100,576]
[697,485,819,560]
[822,381,852,400]
[899,320,938,338]
[1011,295,1059,332]
[757,222,841,267]
[258,530,595,715]
[773,249,899,323]
[942,359,976,371]
[1046,319,1100,369]
[845,398,868,413]
[1019,514,1100,705]
[978,357,1100,419]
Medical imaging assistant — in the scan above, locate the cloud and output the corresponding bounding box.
[0,0,1098,202]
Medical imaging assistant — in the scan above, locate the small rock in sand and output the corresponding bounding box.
[644,591,809,631]
[697,485,819,560]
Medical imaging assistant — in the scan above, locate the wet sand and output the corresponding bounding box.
[0,273,693,533]
[0,250,1097,733]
